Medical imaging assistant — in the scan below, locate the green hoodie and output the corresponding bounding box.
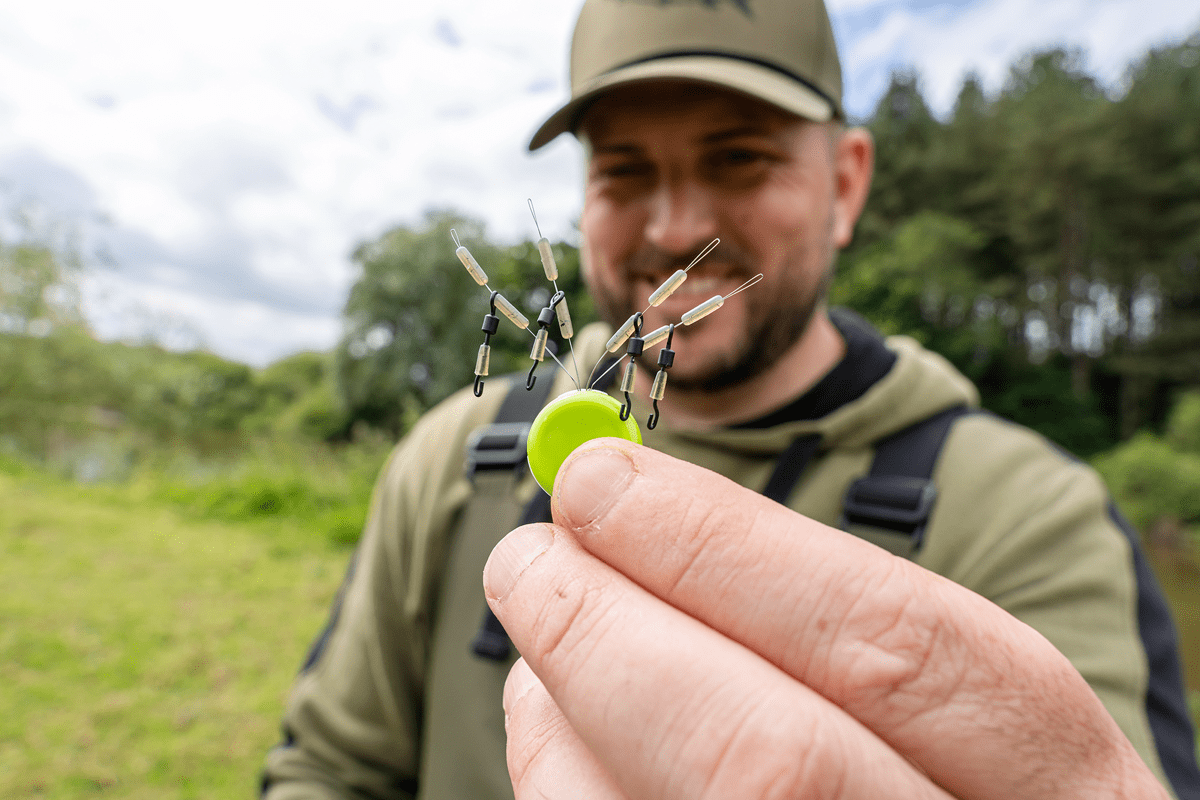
[263,313,1185,799]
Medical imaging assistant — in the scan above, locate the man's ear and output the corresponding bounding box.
[830,127,874,250]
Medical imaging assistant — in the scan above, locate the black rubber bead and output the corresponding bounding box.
[626,337,644,357]
[658,348,674,368]
[481,314,499,335]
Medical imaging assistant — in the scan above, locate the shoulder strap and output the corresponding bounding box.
[840,405,975,558]
[468,373,557,660]
[761,434,823,505]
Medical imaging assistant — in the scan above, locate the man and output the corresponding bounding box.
[262,1,1200,798]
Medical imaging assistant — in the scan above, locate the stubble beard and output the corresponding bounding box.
[588,243,834,394]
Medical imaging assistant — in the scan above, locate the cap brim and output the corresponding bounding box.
[528,55,835,151]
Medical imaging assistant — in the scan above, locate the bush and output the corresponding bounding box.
[1167,391,1200,455]
[145,438,389,547]
[1094,431,1200,532]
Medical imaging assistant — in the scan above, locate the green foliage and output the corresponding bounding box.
[842,38,1200,450]
[1094,432,1200,532]
[0,238,82,335]
[1095,391,1200,534]
[244,351,348,439]
[834,211,1117,454]
[1167,391,1200,454]
[833,210,991,343]
[0,326,355,471]
[977,354,1115,457]
[147,438,389,548]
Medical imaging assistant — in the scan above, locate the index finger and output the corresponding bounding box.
[550,439,1166,800]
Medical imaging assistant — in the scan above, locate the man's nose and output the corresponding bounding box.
[644,177,718,255]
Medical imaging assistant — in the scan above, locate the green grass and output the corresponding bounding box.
[3,449,1200,797]
[0,469,352,798]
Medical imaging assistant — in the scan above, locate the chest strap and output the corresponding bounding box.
[469,361,617,660]
[839,405,973,557]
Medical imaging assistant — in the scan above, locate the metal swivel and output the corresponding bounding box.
[619,313,644,421]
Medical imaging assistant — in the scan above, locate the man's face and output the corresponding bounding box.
[578,81,848,391]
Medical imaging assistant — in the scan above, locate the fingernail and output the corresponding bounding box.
[503,658,540,715]
[484,524,555,602]
[557,447,635,529]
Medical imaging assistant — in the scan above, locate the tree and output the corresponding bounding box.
[0,238,82,336]
[1096,35,1200,433]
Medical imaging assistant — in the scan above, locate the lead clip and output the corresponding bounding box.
[474,291,501,396]
[527,290,565,390]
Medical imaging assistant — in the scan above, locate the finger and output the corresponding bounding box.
[549,440,1165,800]
[503,658,629,800]
[485,523,952,800]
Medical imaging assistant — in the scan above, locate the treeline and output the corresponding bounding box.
[835,39,1200,453]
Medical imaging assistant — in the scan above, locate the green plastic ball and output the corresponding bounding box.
[527,389,642,493]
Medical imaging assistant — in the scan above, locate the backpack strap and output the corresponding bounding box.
[469,489,551,659]
[468,360,619,661]
[761,434,823,505]
[464,373,557,479]
[840,405,974,558]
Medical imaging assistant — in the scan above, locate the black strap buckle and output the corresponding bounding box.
[465,422,530,479]
[840,475,937,549]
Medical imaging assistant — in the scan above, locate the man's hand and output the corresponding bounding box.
[484,439,1168,800]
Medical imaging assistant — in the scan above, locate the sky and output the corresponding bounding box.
[0,0,1197,366]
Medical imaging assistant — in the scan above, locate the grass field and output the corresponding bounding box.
[0,468,352,798]
[3,460,1199,797]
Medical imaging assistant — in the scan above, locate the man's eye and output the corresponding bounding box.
[717,148,767,166]
[601,161,653,178]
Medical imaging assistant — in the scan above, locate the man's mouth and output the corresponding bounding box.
[632,270,746,310]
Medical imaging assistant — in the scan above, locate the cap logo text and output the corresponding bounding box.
[617,0,753,19]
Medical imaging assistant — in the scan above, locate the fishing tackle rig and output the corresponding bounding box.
[453,203,761,492]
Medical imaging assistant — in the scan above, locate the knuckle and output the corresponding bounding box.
[822,561,971,726]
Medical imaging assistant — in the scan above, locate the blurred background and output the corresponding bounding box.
[2,0,1199,795]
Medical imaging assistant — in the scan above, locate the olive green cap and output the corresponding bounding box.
[528,0,844,151]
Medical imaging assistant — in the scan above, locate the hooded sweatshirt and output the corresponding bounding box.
[263,310,1195,800]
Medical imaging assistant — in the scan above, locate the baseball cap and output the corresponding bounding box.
[528,0,844,151]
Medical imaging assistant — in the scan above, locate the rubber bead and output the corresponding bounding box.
[682,295,723,325]
[494,294,529,329]
[456,246,488,286]
[642,325,672,349]
[605,313,641,353]
[527,390,641,493]
[555,295,574,339]
[537,238,558,281]
[650,370,668,401]
[648,269,687,306]
[530,328,548,361]
[620,361,637,393]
